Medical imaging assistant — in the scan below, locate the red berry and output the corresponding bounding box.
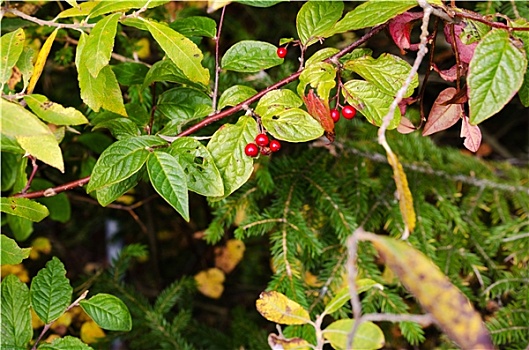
[269,140,281,152]
[330,109,340,123]
[244,143,259,157]
[342,105,356,119]
[277,47,287,59]
[255,133,269,147]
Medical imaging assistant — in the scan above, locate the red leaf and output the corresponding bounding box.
[460,115,482,153]
[302,89,335,142]
[388,11,424,53]
[397,117,416,134]
[423,87,463,136]
[444,23,477,64]
[432,63,468,82]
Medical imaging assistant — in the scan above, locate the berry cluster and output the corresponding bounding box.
[330,105,356,123]
[245,133,281,157]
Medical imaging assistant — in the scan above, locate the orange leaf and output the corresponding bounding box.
[214,239,245,273]
[361,232,494,350]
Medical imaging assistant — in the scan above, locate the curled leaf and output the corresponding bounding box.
[385,149,415,234]
[460,115,482,153]
[256,291,311,325]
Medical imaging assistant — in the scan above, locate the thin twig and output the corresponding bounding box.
[212,6,226,112]
[453,9,529,31]
[345,228,364,349]
[13,176,90,198]
[3,7,95,29]
[21,156,38,194]
[361,312,435,325]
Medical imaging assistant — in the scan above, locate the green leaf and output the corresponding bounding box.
[7,215,33,241]
[0,98,64,172]
[142,59,208,92]
[81,13,120,78]
[112,62,150,86]
[1,28,25,86]
[305,47,340,66]
[262,108,324,142]
[144,19,210,86]
[330,0,416,34]
[79,293,132,331]
[323,319,385,350]
[30,179,71,223]
[16,46,35,91]
[93,118,141,140]
[218,85,257,110]
[0,197,49,222]
[296,1,343,46]
[297,61,336,99]
[0,234,30,265]
[0,134,24,154]
[468,29,527,125]
[169,137,224,197]
[513,23,529,107]
[221,40,283,73]
[24,94,89,126]
[1,152,20,192]
[38,336,94,350]
[156,87,213,127]
[30,257,73,324]
[324,279,382,315]
[147,151,189,221]
[344,53,418,97]
[342,80,401,129]
[169,16,217,38]
[208,115,258,200]
[57,2,98,18]
[235,0,284,7]
[87,136,166,192]
[1,275,32,349]
[76,33,127,117]
[96,172,140,207]
[255,89,303,119]
[89,0,168,18]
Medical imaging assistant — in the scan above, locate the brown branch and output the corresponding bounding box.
[9,24,387,200]
[453,9,529,31]
[12,176,90,199]
[177,23,387,138]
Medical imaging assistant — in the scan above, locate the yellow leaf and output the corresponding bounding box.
[50,311,72,335]
[207,0,231,13]
[43,334,61,343]
[214,239,245,273]
[256,291,311,325]
[80,320,106,344]
[27,28,58,94]
[304,270,322,288]
[31,308,45,329]
[134,37,151,60]
[194,267,225,299]
[0,264,30,283]
[362,232,494,350]
[385,148,415,236]
[29,237,52,260]
[268,334,311,350]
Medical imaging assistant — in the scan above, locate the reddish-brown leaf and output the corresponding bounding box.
[432,63,468,83]
[388,11,423,53]
[444,23,477,64]
[397,117,416,134]
[302,89,335,142]
[461,115,482,152]
[423,87,463,136]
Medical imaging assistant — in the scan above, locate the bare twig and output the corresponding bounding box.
[212,6,226,112]
[13,176,90,199]
[3,7,95,29]
[31,290,89,350]
[21,156,38,194]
